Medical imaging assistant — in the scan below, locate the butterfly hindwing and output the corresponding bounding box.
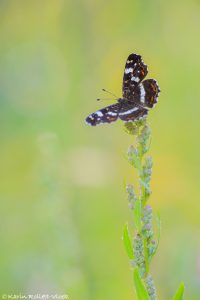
[118,101,148,122]
[123,53,148,99]
[133,79,160,108]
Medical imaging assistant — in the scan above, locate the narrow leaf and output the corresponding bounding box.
[123,223,134,259]
[134,198,141,232]
[172,282,185,300]
[133,268,150,300]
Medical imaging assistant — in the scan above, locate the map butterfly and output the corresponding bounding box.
[85,53,160,126]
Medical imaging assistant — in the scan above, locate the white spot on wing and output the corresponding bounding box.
[119,107,138,116]
[131,76,140,82]
[108,112,117,116]
[96,111,103,117]
[125,67,133,74]
[140,84,146,103]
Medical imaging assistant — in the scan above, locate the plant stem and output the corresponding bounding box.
[124,119,158,300]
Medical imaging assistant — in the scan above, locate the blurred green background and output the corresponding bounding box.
[0,0,200,299]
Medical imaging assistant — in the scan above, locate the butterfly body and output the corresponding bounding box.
[85,53,160,126]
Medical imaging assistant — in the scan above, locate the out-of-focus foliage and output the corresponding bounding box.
[0,1,200,299]
[173,282,185,300]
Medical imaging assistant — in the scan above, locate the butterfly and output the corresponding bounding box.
[85,53,160,126]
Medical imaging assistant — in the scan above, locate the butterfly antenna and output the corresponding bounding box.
[102,88,118,98]
[97,97,116,101]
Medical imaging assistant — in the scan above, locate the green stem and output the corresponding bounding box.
[124,120,157,299]
[143,237,149,277]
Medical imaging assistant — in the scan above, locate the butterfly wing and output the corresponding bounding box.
[86,53,160,126]
[85,103,121,126]
[85,101,148,126]
[118,100,148,122]
[133,79,160,108]
[123,53,148,100]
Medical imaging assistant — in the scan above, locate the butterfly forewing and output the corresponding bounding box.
[86,100,148,126]
[123,53,148,99]
[85,103,121,126]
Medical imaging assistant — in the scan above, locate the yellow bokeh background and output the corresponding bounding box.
[0,1,200,299]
